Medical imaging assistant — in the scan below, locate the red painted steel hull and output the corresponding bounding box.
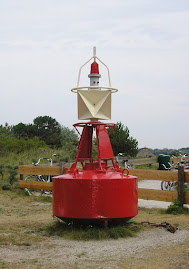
[53,170,138,220]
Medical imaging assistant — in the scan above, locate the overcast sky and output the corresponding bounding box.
[0,0,189,149]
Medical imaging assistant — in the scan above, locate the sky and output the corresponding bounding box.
[0,0,189,149]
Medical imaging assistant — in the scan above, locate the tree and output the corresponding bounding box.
[33,116,61,146]
[60,126,79,158]
[0,123,13,136]
[60,126,78,146]
[12,123,36,139]
[108,122,138,157]
[12,123,27,139]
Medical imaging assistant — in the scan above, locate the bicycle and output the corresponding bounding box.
[115,153,133,169]
[24,154,57,196]
[161,181,177,191]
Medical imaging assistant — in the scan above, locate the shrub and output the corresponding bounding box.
[0,164,5,179]
[12,182,20,189]
[0,134,47,155]
[2,183,12,190]
[7,166,18,185]
[165,200,189,215]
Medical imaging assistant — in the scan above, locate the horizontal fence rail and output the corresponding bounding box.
[126,157,158,166]
[130,169,178,181]
[138,188,178,202]
[18,165,62,176]
[130,169,189,182]
[118,156,189,166]
[171,156,189,162]
[19,180,53,191]
[117,156,158,166]
[18,162,189,205]
[138,188,189,204]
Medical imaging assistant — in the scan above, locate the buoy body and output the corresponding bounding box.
[53,170,137,221]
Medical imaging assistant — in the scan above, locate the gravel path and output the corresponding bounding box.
[0,229,188,265]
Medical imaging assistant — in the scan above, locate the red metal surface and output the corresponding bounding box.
[78,125,93,160]
[53,121,138,221]
[97,124,114,159]
[71,122,118,172]
[53,170,138,220]
[90,61,99,74]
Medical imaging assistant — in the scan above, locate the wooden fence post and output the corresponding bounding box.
[19,162,23,180]
[59,162,64,175]
[178,166,185,206]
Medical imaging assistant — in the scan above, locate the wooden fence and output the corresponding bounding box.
[18,163,189,205]
[118,156,189,167]
[131,167,189,205]
[18,163,63,191]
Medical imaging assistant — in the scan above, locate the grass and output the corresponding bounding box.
[0,189,53,246]
[135,163,159,169]
[44,220,140,240]
[163,200,189,215]
[0,231,41,246]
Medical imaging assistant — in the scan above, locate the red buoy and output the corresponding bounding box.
[53,122,138,222]
[53,48,138,223]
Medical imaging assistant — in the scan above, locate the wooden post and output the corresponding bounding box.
[104,220,108,230]
[19,162,23,180]
[178,166,185,206]
[59,162,64,175]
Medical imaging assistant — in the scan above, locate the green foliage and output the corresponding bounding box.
[12,182,20,189]
[7,165,18,185]
[33,116,62,147]
[60,126,78,145]
[0,116,78,185]
[92,140,98,161]
[60,126,78,157]
[108,226,134,239]
[37,196,52,203]
[2,116,79,150]
[13,123,35,139]
[149,147,189,157]
[165,200,189,215]
[0,135,47,155]
[0,123,13,136]
[109,122,138,157]
[0,164,5,179]
[44,221,139,240]
[0,147,76,187]
[179,147,189,155]
[59,154,71,163]
[2,183,12,190]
